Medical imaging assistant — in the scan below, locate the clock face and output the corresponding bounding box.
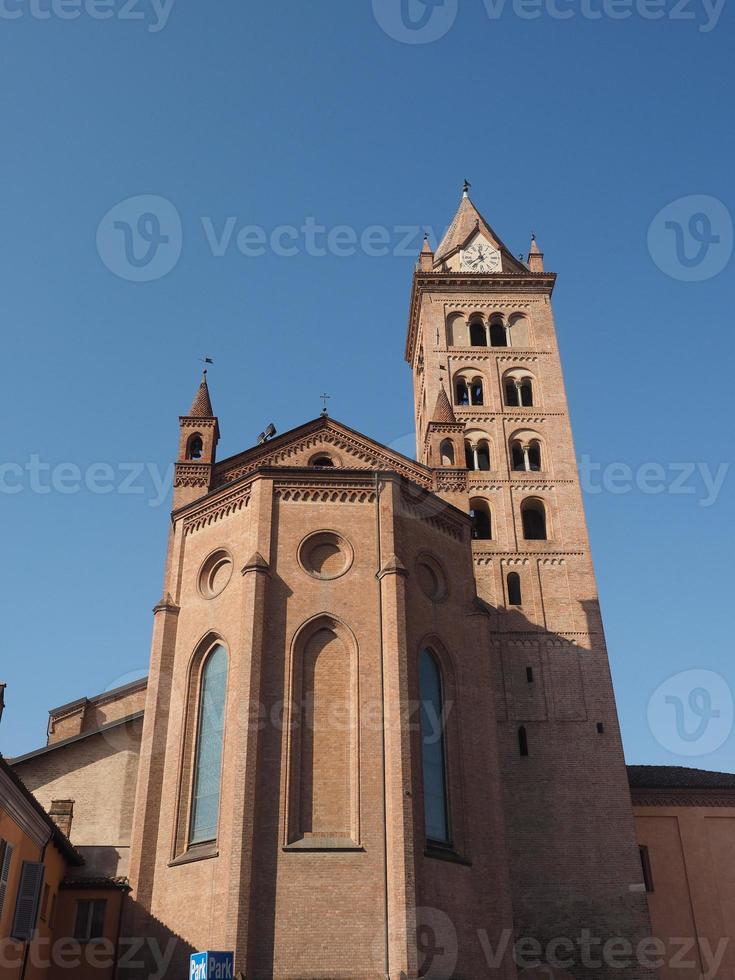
[460,239,502,273]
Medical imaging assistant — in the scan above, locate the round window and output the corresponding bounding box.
[298,531,353,580]
[198,550,233,599]
[415,555,448,602]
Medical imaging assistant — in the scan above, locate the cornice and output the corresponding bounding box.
[183,482,251,534]
[174,462,211,488]
[275,480,376,504]
[632,792,735,808]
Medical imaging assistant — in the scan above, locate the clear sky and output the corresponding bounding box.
[0,0,733,769]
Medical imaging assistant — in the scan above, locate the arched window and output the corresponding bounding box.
[507,572,522,606]
[464,440,474,470]
[311,455,334,467]
[469,319,487,347]
[419,650,449,844]
[189,644,228,845]
[470,499,492,540]
[505,382,520,407]
[489,318,507,347]
[439,440,455,466]
[476,440,491,471]
[521,499,547,541]
[471,378,484,405]
[518,725,529,757]
[455,380,470,406]
[187,435,204,460]
[511,441,525,471]
[504,377,534,407]
[528,441,542,472]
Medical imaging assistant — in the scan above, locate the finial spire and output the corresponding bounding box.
[188,372,215,418]
[462,178,471,198]
[320,392,331,417]
[527,233,544,271]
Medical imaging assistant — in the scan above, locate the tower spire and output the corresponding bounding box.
[527,233,544,272]
[188,371,215,418]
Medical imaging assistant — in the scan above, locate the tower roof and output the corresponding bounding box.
[187,373,215,418]
[433,184,527,273]
[431,385,456,424]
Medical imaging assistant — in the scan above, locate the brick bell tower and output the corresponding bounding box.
[406,184,654,977]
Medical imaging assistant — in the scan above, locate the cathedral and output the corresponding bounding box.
[9,187,659,978]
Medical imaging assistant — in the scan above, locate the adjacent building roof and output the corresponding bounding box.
[0,755,83,865]
[627,765,735,790]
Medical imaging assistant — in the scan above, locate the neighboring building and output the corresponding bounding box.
[0,753,129,980]
[8,186,713,977]
[630,766,735,980]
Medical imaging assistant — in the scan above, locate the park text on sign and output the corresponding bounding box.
[189,952,234,980]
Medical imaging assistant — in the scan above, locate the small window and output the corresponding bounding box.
[518,726,529,757]
[40,883,50,922]
[528,441,542,471]
[520,379,533,406]
[187,434,204,460]
[471,379,484,406]
[476,440,491,472]
[464,440,474,470]
[11,861,45,941]
[439,440,455,466]
[507,572,522,606]
[526,667,534,683]
[311,455,334,467]
[469,320,487,346]
[639,845,654,893]
[0,840,13,919]
[73,899,107,942]
[521,499,547,540]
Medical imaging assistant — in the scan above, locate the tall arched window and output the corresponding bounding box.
[455,379,470,406]
[439,440,455,466]
[469,319,487,346]
[490,318,507,347]
[470,499,492,540]
[511,441,525,471]
[419,650,449,844]
[464,440,474,470]
[521,499,547,541]
[476,440,491,471]
[507,572,522,606]
[505,381,520,407]
[187,435,204,460]
[520,379,533,406]
[471,378,484,405]
[189,644,228,845]
[528,441,542,471]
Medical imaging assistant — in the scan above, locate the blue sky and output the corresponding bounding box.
[0,0,733,767]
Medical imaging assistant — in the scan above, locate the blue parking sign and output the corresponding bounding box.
[190,952,234,980]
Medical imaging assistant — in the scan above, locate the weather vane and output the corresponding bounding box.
[320,392,331,417]
[199,356,214,375]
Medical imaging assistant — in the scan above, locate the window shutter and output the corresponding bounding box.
[11,861,45,941]
[0,841,14,919]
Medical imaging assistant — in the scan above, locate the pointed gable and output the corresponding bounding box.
[434,191,527,274]
[213,416,433,490]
